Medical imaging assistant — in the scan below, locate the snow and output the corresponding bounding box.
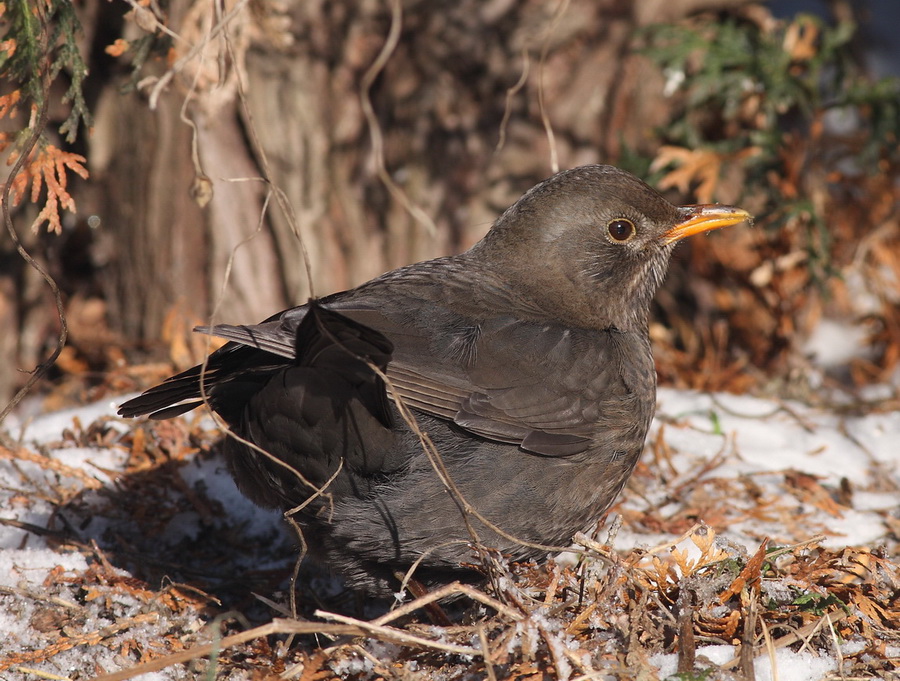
[603,386,896,681]
[0,398,294,680]
[0,548,89,588]
[1,379,897,680]
[10,398,128,442]
[803,319,873,368]
[651,645,838,681]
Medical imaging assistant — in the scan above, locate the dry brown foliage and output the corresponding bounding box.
[0,408,897,680]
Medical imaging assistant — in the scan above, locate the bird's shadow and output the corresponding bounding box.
[52,431,386,623]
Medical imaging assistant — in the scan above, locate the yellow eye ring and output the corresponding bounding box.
[607,218,636,242]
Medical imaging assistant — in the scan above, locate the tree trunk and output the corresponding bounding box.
[2,0,755,401]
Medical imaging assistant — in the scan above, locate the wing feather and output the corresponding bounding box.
[128,282,642,458]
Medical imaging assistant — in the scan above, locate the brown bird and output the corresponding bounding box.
[118,165,750,593]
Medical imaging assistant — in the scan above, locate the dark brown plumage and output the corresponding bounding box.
[118,165,751,592]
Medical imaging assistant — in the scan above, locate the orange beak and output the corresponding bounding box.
[662,205,753,245]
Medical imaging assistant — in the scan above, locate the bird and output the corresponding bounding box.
[118,164,751,593]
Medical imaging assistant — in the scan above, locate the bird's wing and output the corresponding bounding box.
[201,298,643,458]
[418,315,637,457]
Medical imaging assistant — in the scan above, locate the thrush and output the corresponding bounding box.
[119,165,750,592]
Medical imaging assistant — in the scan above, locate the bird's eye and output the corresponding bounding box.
[607,219,635,242]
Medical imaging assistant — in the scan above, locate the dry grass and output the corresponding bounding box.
[1,402,898,680]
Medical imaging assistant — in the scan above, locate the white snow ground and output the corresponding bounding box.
[0,385,897,680]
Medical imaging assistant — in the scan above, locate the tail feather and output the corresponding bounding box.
[117,346,276,419]
[116,301,394,425]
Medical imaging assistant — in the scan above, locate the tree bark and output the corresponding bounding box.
[3,0,758,402]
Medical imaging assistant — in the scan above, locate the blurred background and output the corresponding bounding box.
[1,0,898,412]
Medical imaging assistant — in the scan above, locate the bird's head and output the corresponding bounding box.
[473,165,752,332]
